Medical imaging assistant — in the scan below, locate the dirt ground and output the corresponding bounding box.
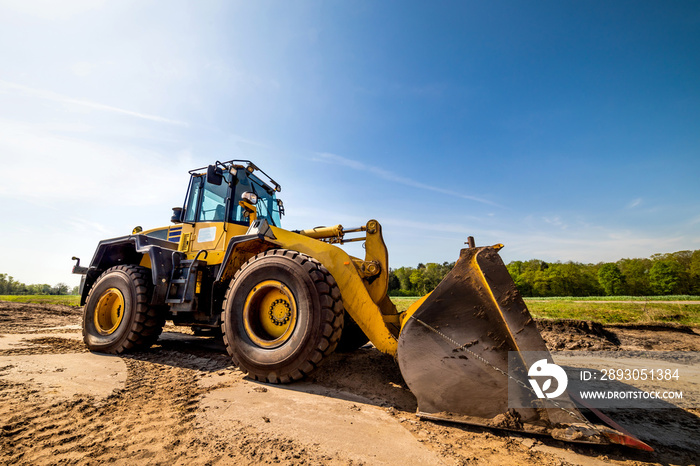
[1,301,699,465]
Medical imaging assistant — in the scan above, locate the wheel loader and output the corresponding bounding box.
[72,160,651,451]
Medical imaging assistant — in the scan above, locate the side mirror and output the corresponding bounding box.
[207,165,223,186]
[277,199,285,216]
[171,207,183,223]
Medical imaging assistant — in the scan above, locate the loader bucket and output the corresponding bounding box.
[397,245,652,451]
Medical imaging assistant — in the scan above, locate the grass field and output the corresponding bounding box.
[522,295,700,302]
[0,295,80,306]
[524,300,700,326]
[2,295,698,326]
[391,296,700,326]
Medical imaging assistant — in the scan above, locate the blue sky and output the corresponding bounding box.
[0,0,698,287]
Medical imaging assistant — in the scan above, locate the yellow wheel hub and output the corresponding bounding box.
[94,287,125,335]
[243,280,297,348]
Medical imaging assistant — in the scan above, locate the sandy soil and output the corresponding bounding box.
[1,301,699,465]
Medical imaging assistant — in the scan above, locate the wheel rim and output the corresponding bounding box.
[94,287,125,335]
[243,280,297,348]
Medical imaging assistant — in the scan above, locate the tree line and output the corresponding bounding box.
[4,248,700,298]
[0,274,77,296]
[388,249,700,297]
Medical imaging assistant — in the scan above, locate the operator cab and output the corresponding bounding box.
[175,160,283,230]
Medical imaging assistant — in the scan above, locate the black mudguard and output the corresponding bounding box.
[80,235,183,306]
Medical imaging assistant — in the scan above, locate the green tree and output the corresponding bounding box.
[691,250,700,294]
[409,268,427,294]
[617,258,652,295]
[387,270,400,293]
[393,267,414,294]
[546,262,601,296]
[0,274,26,295]
[598,263,626,295]
[52,283,70,295]
[649,260,684,295]
[507,261,523,278]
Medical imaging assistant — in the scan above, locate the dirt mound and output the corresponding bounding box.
[537,319,620,351]
[535,318,700,352]
[308,347,418,412]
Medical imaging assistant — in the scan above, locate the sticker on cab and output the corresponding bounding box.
[197,226,217,243]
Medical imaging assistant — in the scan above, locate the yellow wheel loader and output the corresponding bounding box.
[72,160,651,451]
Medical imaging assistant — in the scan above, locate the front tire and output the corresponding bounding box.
[221,249,344,383]
[83,265,164,354]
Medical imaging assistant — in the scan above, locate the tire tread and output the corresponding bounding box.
[221,249,344,383]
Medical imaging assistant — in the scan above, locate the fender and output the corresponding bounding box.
[216,234,278,283]
[80,235,184,306]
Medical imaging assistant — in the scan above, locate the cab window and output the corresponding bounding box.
[183,176,203,223]
[182,172,232,223]
[198,175,229,222]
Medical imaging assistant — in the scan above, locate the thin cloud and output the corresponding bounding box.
[0,80,189,126]
[64,217,113,235]
[627,198,642,208]
[315,152,500,207]
[542,216,568,230]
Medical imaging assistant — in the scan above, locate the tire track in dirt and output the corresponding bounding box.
[1,351,202,464]
[0,337,365,465]
[0,336,87,356]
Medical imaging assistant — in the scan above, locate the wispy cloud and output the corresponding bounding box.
[542,216,568,230]
[314,152,501,207]
[627,198,642,208]
[0,80,189,126]
[64,216,113,235]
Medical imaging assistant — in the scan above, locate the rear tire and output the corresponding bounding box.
[221,249,343,383]
[83,265,164,354]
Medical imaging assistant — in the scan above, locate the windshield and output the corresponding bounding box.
[231,172,281,227]
[250,174,282,227]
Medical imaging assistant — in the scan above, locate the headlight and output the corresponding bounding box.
[241,191,258,204]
